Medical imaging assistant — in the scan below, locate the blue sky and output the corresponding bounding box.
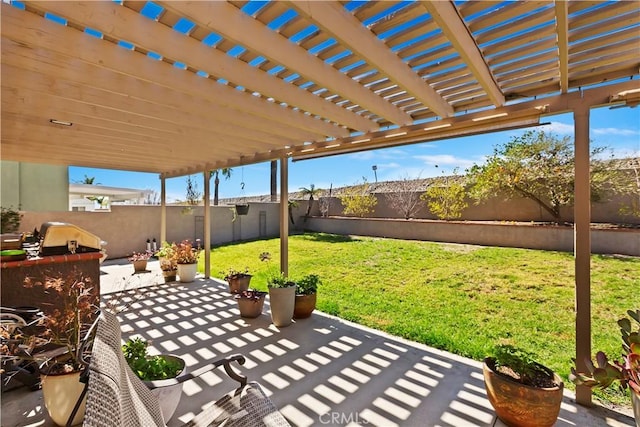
[69,105,640,203]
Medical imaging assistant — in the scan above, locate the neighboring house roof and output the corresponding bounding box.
[69,184,153,201]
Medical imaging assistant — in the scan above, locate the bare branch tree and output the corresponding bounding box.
[384,175,423,219]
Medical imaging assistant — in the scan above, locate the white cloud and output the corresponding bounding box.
[348,148,409,161]
[592,127,639,136]
[413,154,477,169]
[376,162,400,169]
[539,122,574,135]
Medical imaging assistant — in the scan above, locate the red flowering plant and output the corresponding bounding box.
[172,240,201,264]
[4,268,98,375]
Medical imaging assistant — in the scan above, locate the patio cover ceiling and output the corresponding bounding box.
[1,1,639,178]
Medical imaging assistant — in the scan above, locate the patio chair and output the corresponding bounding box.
[83,310,290,427]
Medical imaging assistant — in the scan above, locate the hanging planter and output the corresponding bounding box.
[235,204,250,215]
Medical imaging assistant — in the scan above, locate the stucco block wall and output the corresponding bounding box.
[304,192,638,225]
[304,217,640,256]
[20,203,280,259]
[1,161,68,212]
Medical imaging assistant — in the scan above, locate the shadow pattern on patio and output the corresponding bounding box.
[110,279,635,427]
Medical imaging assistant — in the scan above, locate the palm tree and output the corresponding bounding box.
[210,168,232,206]
[299,184,321,221]
[288,200,298,225]
[78,175,100,185]
[270,160,277,202]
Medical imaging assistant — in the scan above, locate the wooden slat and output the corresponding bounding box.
[26,1,360,134]
[423,1,504,107]
[555,0,569,93]
[158,1,393,129]
[290,1,453,119]
[0,6,336,140]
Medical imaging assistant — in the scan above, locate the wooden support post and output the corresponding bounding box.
[203,170,211,279]
[574,106,592,406]
[280,157,289,277]
[160,176,167,245]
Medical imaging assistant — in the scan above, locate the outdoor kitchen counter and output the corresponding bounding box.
[1,252,101,314]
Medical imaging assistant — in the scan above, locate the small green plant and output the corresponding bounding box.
[122,338,182,381]
[155,241,175,259]
[259,252,294,288]
[490,345,558,388]
[1,206,22,233]
[296,274,321,295]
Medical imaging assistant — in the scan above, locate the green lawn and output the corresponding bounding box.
[204,232,640,406]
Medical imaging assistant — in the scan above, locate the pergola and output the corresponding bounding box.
[2,0,639,406]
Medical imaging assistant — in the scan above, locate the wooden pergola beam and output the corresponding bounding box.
[289,0,454,120]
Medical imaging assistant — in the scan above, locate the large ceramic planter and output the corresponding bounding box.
[294,293,317,319]
[268,285,296,327]
[144,355,186,423]
[227,274,252,294]
[483,357,563,427]
[177,263,197,283]
[235,291,266,318]
[41,370,86,426]
[632,391,639,427]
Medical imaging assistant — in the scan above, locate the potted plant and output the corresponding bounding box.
[294,274,321,319]
[570,309,640,425]
[234,289,267,318]
[13,269,98,426]
[172,240,201,283]
[160,259,177,283]
[122,337,186,422]
[483,344,564,427]
[128,250,152,272]
[223,267,252,294]
[260,252,296,328]
[154,241,174,264]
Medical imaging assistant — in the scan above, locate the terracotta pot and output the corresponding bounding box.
[41,370,86,426]
[132,259,147,272]
[235,292,266,318]
[162,270,177,283]
[268,285,296,327]
[177,263,197,282]
[483,357,563,427]
[294,293,317,319]
[144,355,186,423]
[632,391,639,427]
[227,274,251,294]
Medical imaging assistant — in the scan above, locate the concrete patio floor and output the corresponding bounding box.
[1,259,636,427]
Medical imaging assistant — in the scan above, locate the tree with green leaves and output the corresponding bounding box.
[421,169,468,220]
[299,184,322,220]
[209,168,232,206]
[467,130,623,221]
[338,180,377,218]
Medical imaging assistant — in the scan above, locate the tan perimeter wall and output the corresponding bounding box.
[304,192,639,225]
[1,161,69,212]
[20,203,280,259]
[303,217,640,256]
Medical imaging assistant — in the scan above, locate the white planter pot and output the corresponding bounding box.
[268,286,296,327]
[145,355,185,423]
[177,263,197,283]
[41,370,86,426]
